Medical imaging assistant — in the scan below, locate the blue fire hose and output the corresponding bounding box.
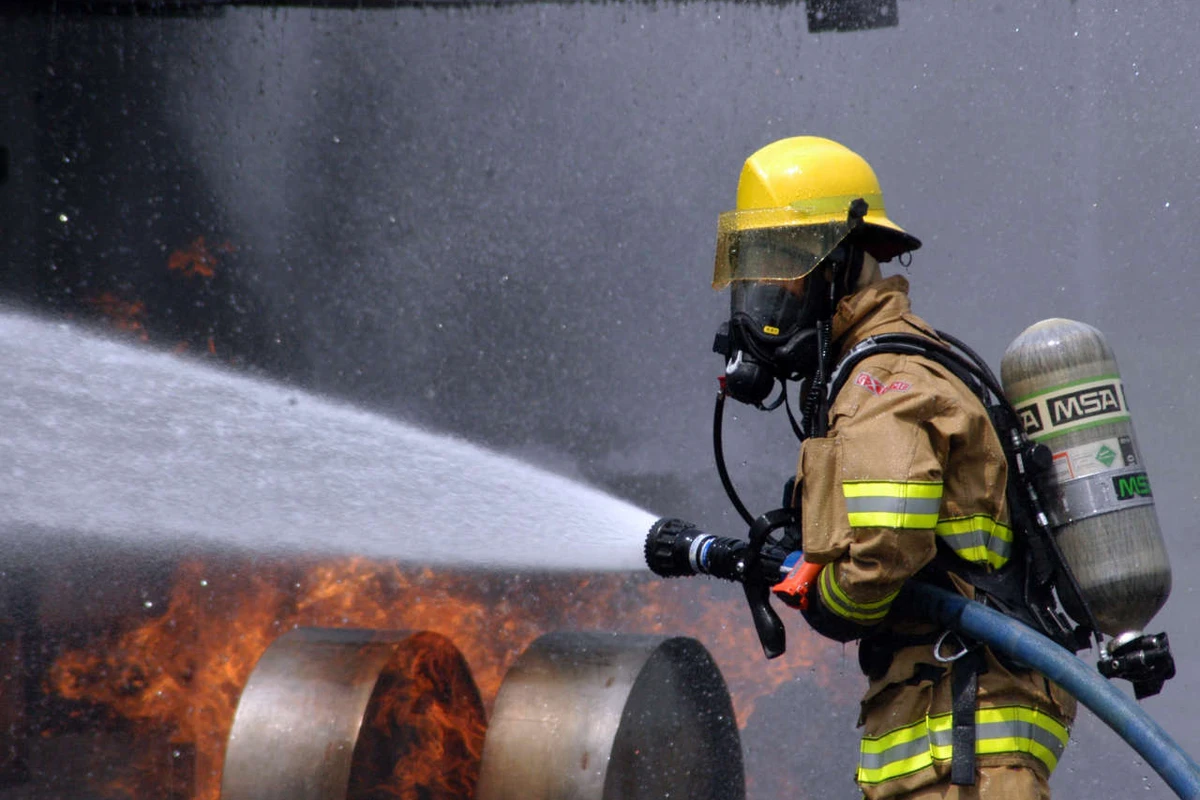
[906,582,1200,799]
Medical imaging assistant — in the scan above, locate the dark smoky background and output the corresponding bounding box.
[2,2,1199,797]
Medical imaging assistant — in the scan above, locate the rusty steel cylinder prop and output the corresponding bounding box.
[1001,318,1171,636]
[476,632,744,800]
[220,627,485,800]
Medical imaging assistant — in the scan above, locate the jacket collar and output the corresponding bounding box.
[831,275,928,357]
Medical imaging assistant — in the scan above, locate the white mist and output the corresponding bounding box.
[0,308,655,572]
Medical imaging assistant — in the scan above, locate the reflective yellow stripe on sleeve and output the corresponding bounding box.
[842,480,943,529]
[935,514,1013,570]
[857,705,1070,786]
[818,564,899,623]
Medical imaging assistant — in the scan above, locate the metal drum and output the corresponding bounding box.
[220,627,485,800]
[1002,318,1171,636]
[476,632,743,800]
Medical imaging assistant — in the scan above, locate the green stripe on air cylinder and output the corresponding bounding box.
[1013,377,1129,441]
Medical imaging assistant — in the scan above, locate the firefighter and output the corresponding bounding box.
[713,136,1077,799]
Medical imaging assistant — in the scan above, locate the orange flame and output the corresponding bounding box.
[349,631,487,800]
[48,557,846,800]
[85,292,149,341]
[167,237,234,279]
[82,235,235,354]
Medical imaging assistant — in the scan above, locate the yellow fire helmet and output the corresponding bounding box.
[713,136,921,289]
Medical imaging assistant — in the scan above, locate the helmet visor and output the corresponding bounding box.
[713,210,854,289]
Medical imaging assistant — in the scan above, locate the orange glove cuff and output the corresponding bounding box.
[772,559,823,611]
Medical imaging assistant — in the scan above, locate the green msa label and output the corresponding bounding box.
[1112,472,1152,501]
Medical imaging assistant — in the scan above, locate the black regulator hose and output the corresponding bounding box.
[712,392,756,527]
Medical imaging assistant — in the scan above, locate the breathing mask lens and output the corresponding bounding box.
[731,281,807,340]
[716,266,833,406]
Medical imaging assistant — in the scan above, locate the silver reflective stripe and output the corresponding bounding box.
[844,496,943,516]
[975,718,1067,763]
[938,527,1012,561]
[858,736,930,771]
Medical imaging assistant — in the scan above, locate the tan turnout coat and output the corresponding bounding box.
[796,276,1076,799]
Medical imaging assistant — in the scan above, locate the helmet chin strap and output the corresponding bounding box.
[799,318,833,438]
[839,242,866,300]
[825,234,867,304]
[797,241,865,438]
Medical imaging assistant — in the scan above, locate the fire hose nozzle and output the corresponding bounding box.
[646,515,798,659]
[644,517,791,585]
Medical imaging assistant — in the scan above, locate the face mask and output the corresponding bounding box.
[713,266,833,406]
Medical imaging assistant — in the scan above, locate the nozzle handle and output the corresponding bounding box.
[742,508,800,659]
[743,581,786,659]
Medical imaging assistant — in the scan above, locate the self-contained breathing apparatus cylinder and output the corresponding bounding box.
[1001,318,1171,638]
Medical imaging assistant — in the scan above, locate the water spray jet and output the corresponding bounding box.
[0,307,655,572]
